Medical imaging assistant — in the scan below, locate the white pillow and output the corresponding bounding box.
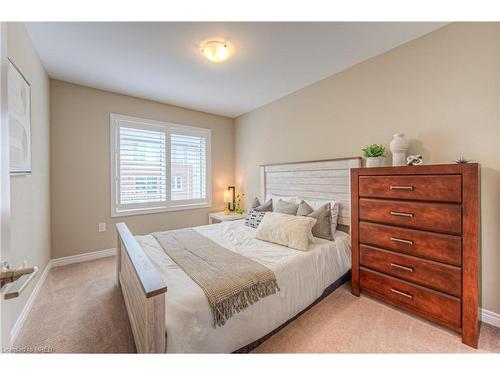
[295,198,340,234]
[255,212,316,251]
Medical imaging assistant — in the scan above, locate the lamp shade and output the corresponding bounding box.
[223,189,232,203]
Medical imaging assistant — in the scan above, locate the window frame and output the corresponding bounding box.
[110,113,212,217]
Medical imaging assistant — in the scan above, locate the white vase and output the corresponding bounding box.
[390,133,410,166]
[366,157,384,168]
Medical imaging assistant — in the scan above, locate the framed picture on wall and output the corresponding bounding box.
[8,59,31,175]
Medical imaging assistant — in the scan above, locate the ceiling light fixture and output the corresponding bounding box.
[200,40,231,63]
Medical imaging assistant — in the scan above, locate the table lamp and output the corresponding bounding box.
[223,186,235,214]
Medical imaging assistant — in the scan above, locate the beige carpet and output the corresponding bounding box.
[15,257,135,353]
[15,256,500,353]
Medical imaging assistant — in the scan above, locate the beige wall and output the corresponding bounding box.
[50,80,234,259]
[4,23,51,343]
[235,23,500,314]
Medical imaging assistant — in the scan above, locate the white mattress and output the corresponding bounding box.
[135,219,352,353]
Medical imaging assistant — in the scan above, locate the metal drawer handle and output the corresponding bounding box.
[390,237,414,245]
[391,288,413,299]
[390,263,414,273]
[390,185,414,191]
[390,211,414,218]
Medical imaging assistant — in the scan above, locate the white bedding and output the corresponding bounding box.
[135,219,351,353]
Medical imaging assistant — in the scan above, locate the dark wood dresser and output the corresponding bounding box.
[350,163,479,348]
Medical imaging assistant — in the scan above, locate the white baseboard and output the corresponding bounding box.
[9,247,116,345]
[51,248,116,268]
[9,260,52,345]
[481,308,500,328]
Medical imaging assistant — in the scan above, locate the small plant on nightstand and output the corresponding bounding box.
[234,193,245,214]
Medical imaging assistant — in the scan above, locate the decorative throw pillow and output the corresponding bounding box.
[297,201,333,240]
[267,194,298,211]
[274,199,299,215]
[297,200,314,216]
[251,197,261,209]
[255,212,317,251]
[245,209,267,229]
[298,198,339,234]
[254,199,273,212]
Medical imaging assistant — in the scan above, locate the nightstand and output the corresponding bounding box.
[208,212,245,224]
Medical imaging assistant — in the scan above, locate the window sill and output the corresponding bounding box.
[111,202,212,218]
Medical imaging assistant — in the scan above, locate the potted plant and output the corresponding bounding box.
[362,144,386,167]
[234,193,245,214]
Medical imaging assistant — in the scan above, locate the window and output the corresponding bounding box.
[171,176,182,192]
[170,133,207,202]
[110,113,211,217]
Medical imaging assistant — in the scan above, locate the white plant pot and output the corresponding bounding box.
[366,157,384,168]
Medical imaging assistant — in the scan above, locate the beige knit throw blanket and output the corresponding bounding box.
[152,228,280,327]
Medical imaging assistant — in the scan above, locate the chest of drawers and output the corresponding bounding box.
[350,164,479,348]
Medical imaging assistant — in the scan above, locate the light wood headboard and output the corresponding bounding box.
[260,157,362,230]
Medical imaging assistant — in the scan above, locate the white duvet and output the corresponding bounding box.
[135,219,351,353]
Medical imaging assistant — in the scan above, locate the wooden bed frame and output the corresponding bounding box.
[116,223,167,353]
[116,157,361,353]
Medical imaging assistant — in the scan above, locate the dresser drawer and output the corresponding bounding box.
[359,222,462,266]
[360,268,461,329]
[360,245,461,297]
[358,175,462,203]
[359,198,462,235]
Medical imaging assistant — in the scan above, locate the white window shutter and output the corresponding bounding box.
[117,125,167,210]
[110,113,211,217]
[170,133,207,203]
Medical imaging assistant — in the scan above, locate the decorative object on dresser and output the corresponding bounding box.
[362,144,386,167]
[389,133,409,166]
[350,163,479,348]
[406,154,423,165]
[455,156,471,164]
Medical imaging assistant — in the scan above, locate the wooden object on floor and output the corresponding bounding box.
[116,223,167,353]
[351,163,479,348]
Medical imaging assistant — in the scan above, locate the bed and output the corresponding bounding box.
[115,157,361,353]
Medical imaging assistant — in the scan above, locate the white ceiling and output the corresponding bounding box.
[25,22,446,118]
